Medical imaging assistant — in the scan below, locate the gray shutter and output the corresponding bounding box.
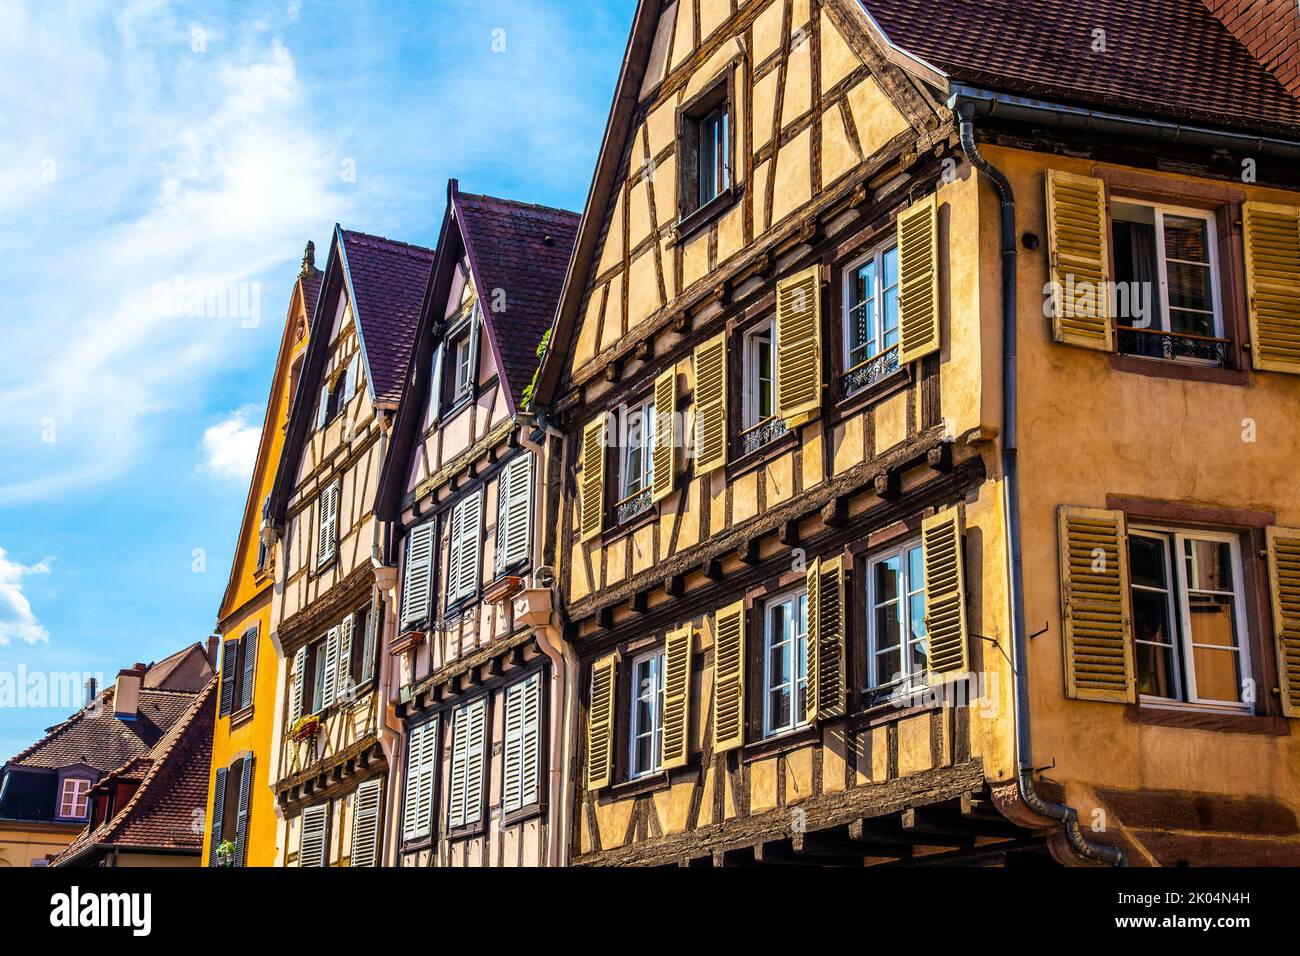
[495,454,533,575]
[446,492,482,605]
[298,803,329,867]
[503,672,541,813]
[401,523,436,625]
[234,756,254,867]
[290,646,307,722]
[350,778,382,867]
[317,483,339,566]
[316,383,330,429]
[429,342,444,423]
[448,697,487,829]
[321,626,341,709]
[361,594,379,683]
[345,351,360,402]
[209,767,228,866]
[219,640,238,717]
[239,629,256,711]
[402,719,438,842]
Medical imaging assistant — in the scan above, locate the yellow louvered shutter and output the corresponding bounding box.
[712,600,746,753]
[579,416,606,542]
[693,333,727,475]
[652,366,677,502]
[1243,202,1300,374]
[1045,170,1112,350]
[775,265,822,426]
[1266,526,1300,718]
[897,195,940,365]
[922,507,970,682]
[586,654,617,789]
[806,556,846,723]
[661,625,694,769]
[1058,506,1135,703]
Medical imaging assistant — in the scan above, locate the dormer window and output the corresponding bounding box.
[677,72,735,226]
[58,776,91,820]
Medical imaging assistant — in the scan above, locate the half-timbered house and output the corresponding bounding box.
[266,227,433,866]
[375,182,579,866]
[532,0,1300,867]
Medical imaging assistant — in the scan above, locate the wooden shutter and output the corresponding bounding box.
[503,672,542,812]
[234,755,254,867]
[402,522,435,625]
[361,594,379,684]
[298,803,329,867]
[429,342,445,422]
[447,490,483,604]
[579,417,606,542]
[402,719,438,841]
[712,600,746,753]
[290,646,307,722]
[448,697,487,829]
[350,777,382,867]
[219,639,238,717]
[1266,526,1300,717]
[806,556,846,722]
[661,625,693,770]
[897,195,940,365]
[652,367,678,503]
[1243,201,1300,374]
[496,453,533,573]
[208,767,227,867]
[239,629,256,712]
[337,615,354,702]
[922,507,971,682]
[317,483,339,565]
[321,626,341,709]
[693,332,728,474]
[586,654,617,790]
[1045,170,1112,350]
[1058,506,1135,702]
[775,266,822,425]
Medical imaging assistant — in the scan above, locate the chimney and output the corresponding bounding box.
[113,664,146,720]
[300,240,316,277]
[1207,0,1300,98]
[206,635,221,669]
[83,677,97,709]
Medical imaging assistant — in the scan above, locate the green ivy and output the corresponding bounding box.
[520,328,551,412]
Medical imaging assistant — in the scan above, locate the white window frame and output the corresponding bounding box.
[1129,526,1251,712]
[697,101,731,208]
[742,319,775,432]
[1110,200,1223,341]
[762,588,809,739]
[842,243,900,373]
[58,776,91,819]
[627,648,665,779]
[617,398,655,504]
[866,538,929,692]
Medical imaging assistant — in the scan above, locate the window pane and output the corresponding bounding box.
[1186,592,1238,648]
[1191,646,1242,703]
[634,733,654,775]
[758,337,773,419]
[875,555,901,603]
[1129,534,1169,590]
[1136,639,1178,699]
[875,649,902,686]
[1183,538,1233,593]
[1163,215,1209,263]
[908,592,928,652]
[769,686,791,730]
[768,636,789,690]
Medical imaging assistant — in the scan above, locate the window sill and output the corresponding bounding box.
[831,364,912,422]
[400,834,434,852]
[742,724,818,762]
[610,771,672,798]
[1124,703,1286,735]
[228,706,255,730]
[602,501,659,545]
[1109,352,1248,387]
[673,186,740,243]
[502,802,547,828]
[441,393,476,422]
[445,820,488,842]
[727,425,799,481]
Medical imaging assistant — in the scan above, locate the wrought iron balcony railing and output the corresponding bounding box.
[739,415,789,458]
[1116,326,1232,368]
[614,486,653,526]
[842,345,900,399]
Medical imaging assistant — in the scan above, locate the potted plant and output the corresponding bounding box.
[214,839,236,867]
[289,712,324,744]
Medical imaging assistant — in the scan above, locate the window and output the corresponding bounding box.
[615,398,655,524]
[447,697,487,831]
[298,802,329,867]
[402,719,438,843]
[495,453,533,575]
[349,602,371,686]
[739,320,789,456]
[867,540,928,695]
[842,244,901,396]
[628,649,665,779]
[219,628,257,717]
[307,637,328,714]
[443,312,479,410]
[58,777,91,819]
[763,589,809,738]
[1111,201,1226,365]
[678,76,733,222]
[1128,527,1251,710]
[502,671,543,812]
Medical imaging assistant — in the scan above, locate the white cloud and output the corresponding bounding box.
[0,548,52,646]
[200,405,263,480]
[0,4,351,505]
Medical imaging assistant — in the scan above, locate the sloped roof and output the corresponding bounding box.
[52,680,216,864]
[862,0,1300,136]
[338,230,435,406]
[454,191,580,409]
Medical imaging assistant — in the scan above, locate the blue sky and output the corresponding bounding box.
[0,0,634,759]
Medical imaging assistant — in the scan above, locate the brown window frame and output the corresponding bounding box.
[676,68,738,236]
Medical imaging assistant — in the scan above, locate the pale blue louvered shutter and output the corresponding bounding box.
[337,615,354,703]
[495,454,533,575]
[234,755,254,866]
[401,523,435,625]
[350,777,382,867]
[290,646,307,722]
[447,698,487,829]
[298,803,329,867]
[402,719,437,842]
[361,594,380,684]
[429,342,444,423]
[321,626,341,709]
[503,672,541,813]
